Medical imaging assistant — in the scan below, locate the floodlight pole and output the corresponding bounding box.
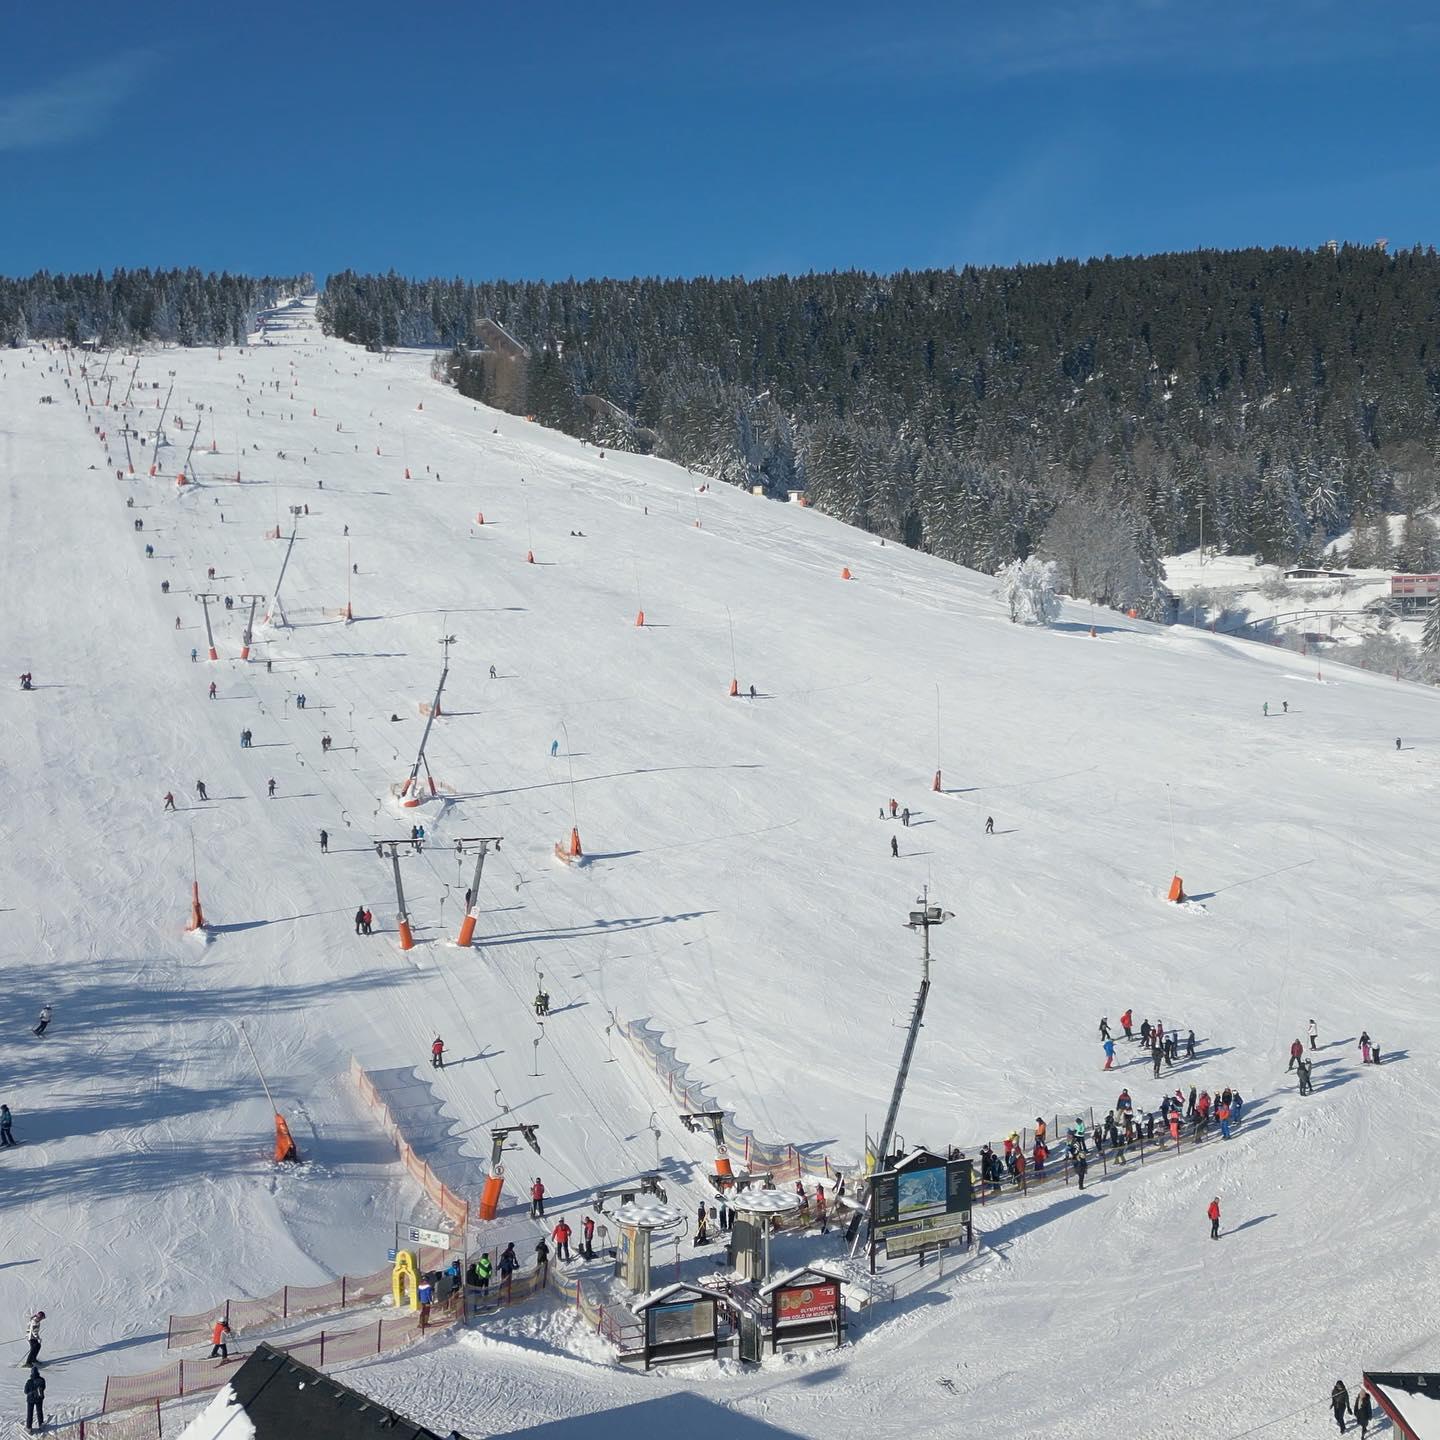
[193,592,221,661]
[453,835,503,946]
[239,593,266,661]
[374,839,415,950]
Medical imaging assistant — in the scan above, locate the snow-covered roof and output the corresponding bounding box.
[717,1187,801,1215]
[1373,1377,1440,1439]
[610,1197,683,1228]
[758,1263,847,1298]
[178,1386,256,1440]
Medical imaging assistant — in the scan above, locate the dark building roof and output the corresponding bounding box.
[220,1343,467,1440]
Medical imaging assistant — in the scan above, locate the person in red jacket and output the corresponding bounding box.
[551,1218,572,1262]
[1288,1038,1304,1071]
[1120,1008,1133,1041]
[1207,1196,1221,1240]
[431,1036,445,1069]
[582,1214,596,1259]
[210,1317,233,1359]
[530,1177,546,1219]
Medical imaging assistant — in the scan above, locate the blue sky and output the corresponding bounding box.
[2,1,1438,282]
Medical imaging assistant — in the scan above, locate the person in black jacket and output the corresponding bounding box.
[1331,1379,1350,1432]
[24,1366,45,1432]
[1353,1386,1373,1436]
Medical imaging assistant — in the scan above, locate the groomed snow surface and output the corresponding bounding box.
[2,298,1437,1439]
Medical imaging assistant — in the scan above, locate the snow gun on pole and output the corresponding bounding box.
[398,634,454,806]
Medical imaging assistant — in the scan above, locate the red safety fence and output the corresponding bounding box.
[167,1266,393,1348]
[105,1295,461,1415]
[350,1057,470,1230]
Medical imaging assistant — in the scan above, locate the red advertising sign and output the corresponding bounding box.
[775,1282,839,1327]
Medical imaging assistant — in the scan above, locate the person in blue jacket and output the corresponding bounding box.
[1102,1036,1116,1070]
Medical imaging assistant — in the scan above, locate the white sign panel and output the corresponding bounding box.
[404,1225,455,1249]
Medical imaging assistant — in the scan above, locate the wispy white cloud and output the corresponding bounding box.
[0,50,152,153]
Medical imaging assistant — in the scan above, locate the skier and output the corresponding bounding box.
[530,1177,546,1219]
[470,1253,492,1295]
[210,1317,233,1359]
[196,780,208,801]
[431,1036,445,1069]
[1331,1380,1351,1433]
[1396,737,1401,751]
[550,739,559,758]
[175,616,181,630]
[1139,1018,1152,1047]
[319,829,328,853]
[534,1237,550,1284]
[582,1214,596,1259]
[163,792,176,811]
[1359,1031,1372,1064]
[1217,1101,1232,1140]
[694,1207,709,1245]
[890,835,899,858]
[816,1185,828,1233]
[208,681,217,699]
[1098,1016,1111,1041]
[33,1007,51,1038]
[551,1218,572,1262]
[489,665,496,679]
[888,799,898,818]
[267,778,276,798]
[1288,1037,1304,1071]
[1070,1139,1088,1188]
[498,1242,518,1298]
[1120,1008,1133,1041]
[354,907,365,935]
[1282,700,1288,713]
[1102,1036,1116,1071]
[985,816,994,834]
[1152,1041,1163,1079]
[1353,1386,1373,1436]
[24,1312,43,1366]
[749,684,756,699]
[1185,1029,1196,1060]
[1263,701,1269,717]
[1308,1018,1319,1050]
[901,806,910,827]
[362,909,372,934]
[1207,1196,1221,1240]
[534,989,549,1017]
[190,647,197,662]
[24,1365,44,1433]
[1297,1057,1313,1096]
[0,1104,13,1147]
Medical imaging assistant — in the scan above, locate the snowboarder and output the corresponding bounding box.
[1102,1037,1116,1070]
[431,1037,445,1069]
[1207,1196,1221,1240]
[24,1365,44,1432]
[32,1007,51,1038]
[985,816,994,834]
[901,806,910,827]
[530,1177,546,1219]
[582,1214,596,1259]
[24,1312,43,1366]
[267,778,276,798]
[1308,1018,1319,1050]
[319,829,328,853]
[1288,1038,1304,1071]
[210,1318,232,1359]
[196,780,208,801]
[1331,1380,1351,1433]
[163,792,176,811]
[551,1218,571,1262]
[0,1105,13,1147]
[890,835,899,858]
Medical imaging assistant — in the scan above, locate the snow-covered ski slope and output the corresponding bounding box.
[2,297,1437,1439]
